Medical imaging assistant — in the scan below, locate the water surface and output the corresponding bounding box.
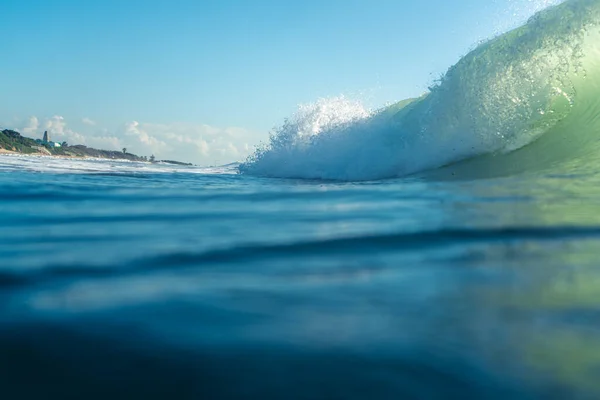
[2,155,600,399]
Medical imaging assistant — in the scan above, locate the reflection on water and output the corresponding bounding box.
[2,156,600,398]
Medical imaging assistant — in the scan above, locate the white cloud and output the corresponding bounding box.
[85,135,123,151]
[116,121,258,164]
[82,117,96,126]
[42,115,87,145]
[22,116,39,134]
[15,115,262,165]
[123,121,168,151]
[44,115,66,133]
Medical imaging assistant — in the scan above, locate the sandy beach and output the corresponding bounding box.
[0,149,87,159]
[0,151,152,163]
[0,151,89,159]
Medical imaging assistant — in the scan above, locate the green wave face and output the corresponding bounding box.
[242,0,600,181]
[416,0,600,180]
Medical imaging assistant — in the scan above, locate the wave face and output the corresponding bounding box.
[240,0,600,181]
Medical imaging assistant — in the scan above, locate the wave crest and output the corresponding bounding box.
[241,0,600,181]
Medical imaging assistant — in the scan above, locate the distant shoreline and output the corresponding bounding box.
[0,129,194,166]
[0,151,195,166]
[0,150,131,161]
[0,148,84,159]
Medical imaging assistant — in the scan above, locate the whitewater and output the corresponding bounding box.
[241,0,600,181]
[3,0,600,398]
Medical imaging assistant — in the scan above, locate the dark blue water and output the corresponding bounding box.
[2,155,600,399]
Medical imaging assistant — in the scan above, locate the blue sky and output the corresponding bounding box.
[1,0,555,164]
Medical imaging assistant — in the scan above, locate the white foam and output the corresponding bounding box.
[0,154,237,175]
[241,0,599,181]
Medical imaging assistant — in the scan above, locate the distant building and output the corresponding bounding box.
[40,130,61,148]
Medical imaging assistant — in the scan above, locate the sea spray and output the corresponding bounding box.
[241,0,600,181]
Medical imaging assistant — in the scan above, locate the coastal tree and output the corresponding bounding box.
[149,154,155,162]
[122,148,127,154]
[62,141,68,147]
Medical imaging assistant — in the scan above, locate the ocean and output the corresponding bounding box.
[3,0,600,398]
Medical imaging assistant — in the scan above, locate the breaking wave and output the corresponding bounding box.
[240,0,600,181]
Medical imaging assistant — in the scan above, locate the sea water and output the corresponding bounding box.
[2,154,600,398]
[3,0,600,398]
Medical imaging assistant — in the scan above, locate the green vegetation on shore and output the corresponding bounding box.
[0,130,40,154]
[0,128,193,165]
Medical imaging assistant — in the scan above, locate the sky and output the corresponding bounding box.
[1,0,557,165]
